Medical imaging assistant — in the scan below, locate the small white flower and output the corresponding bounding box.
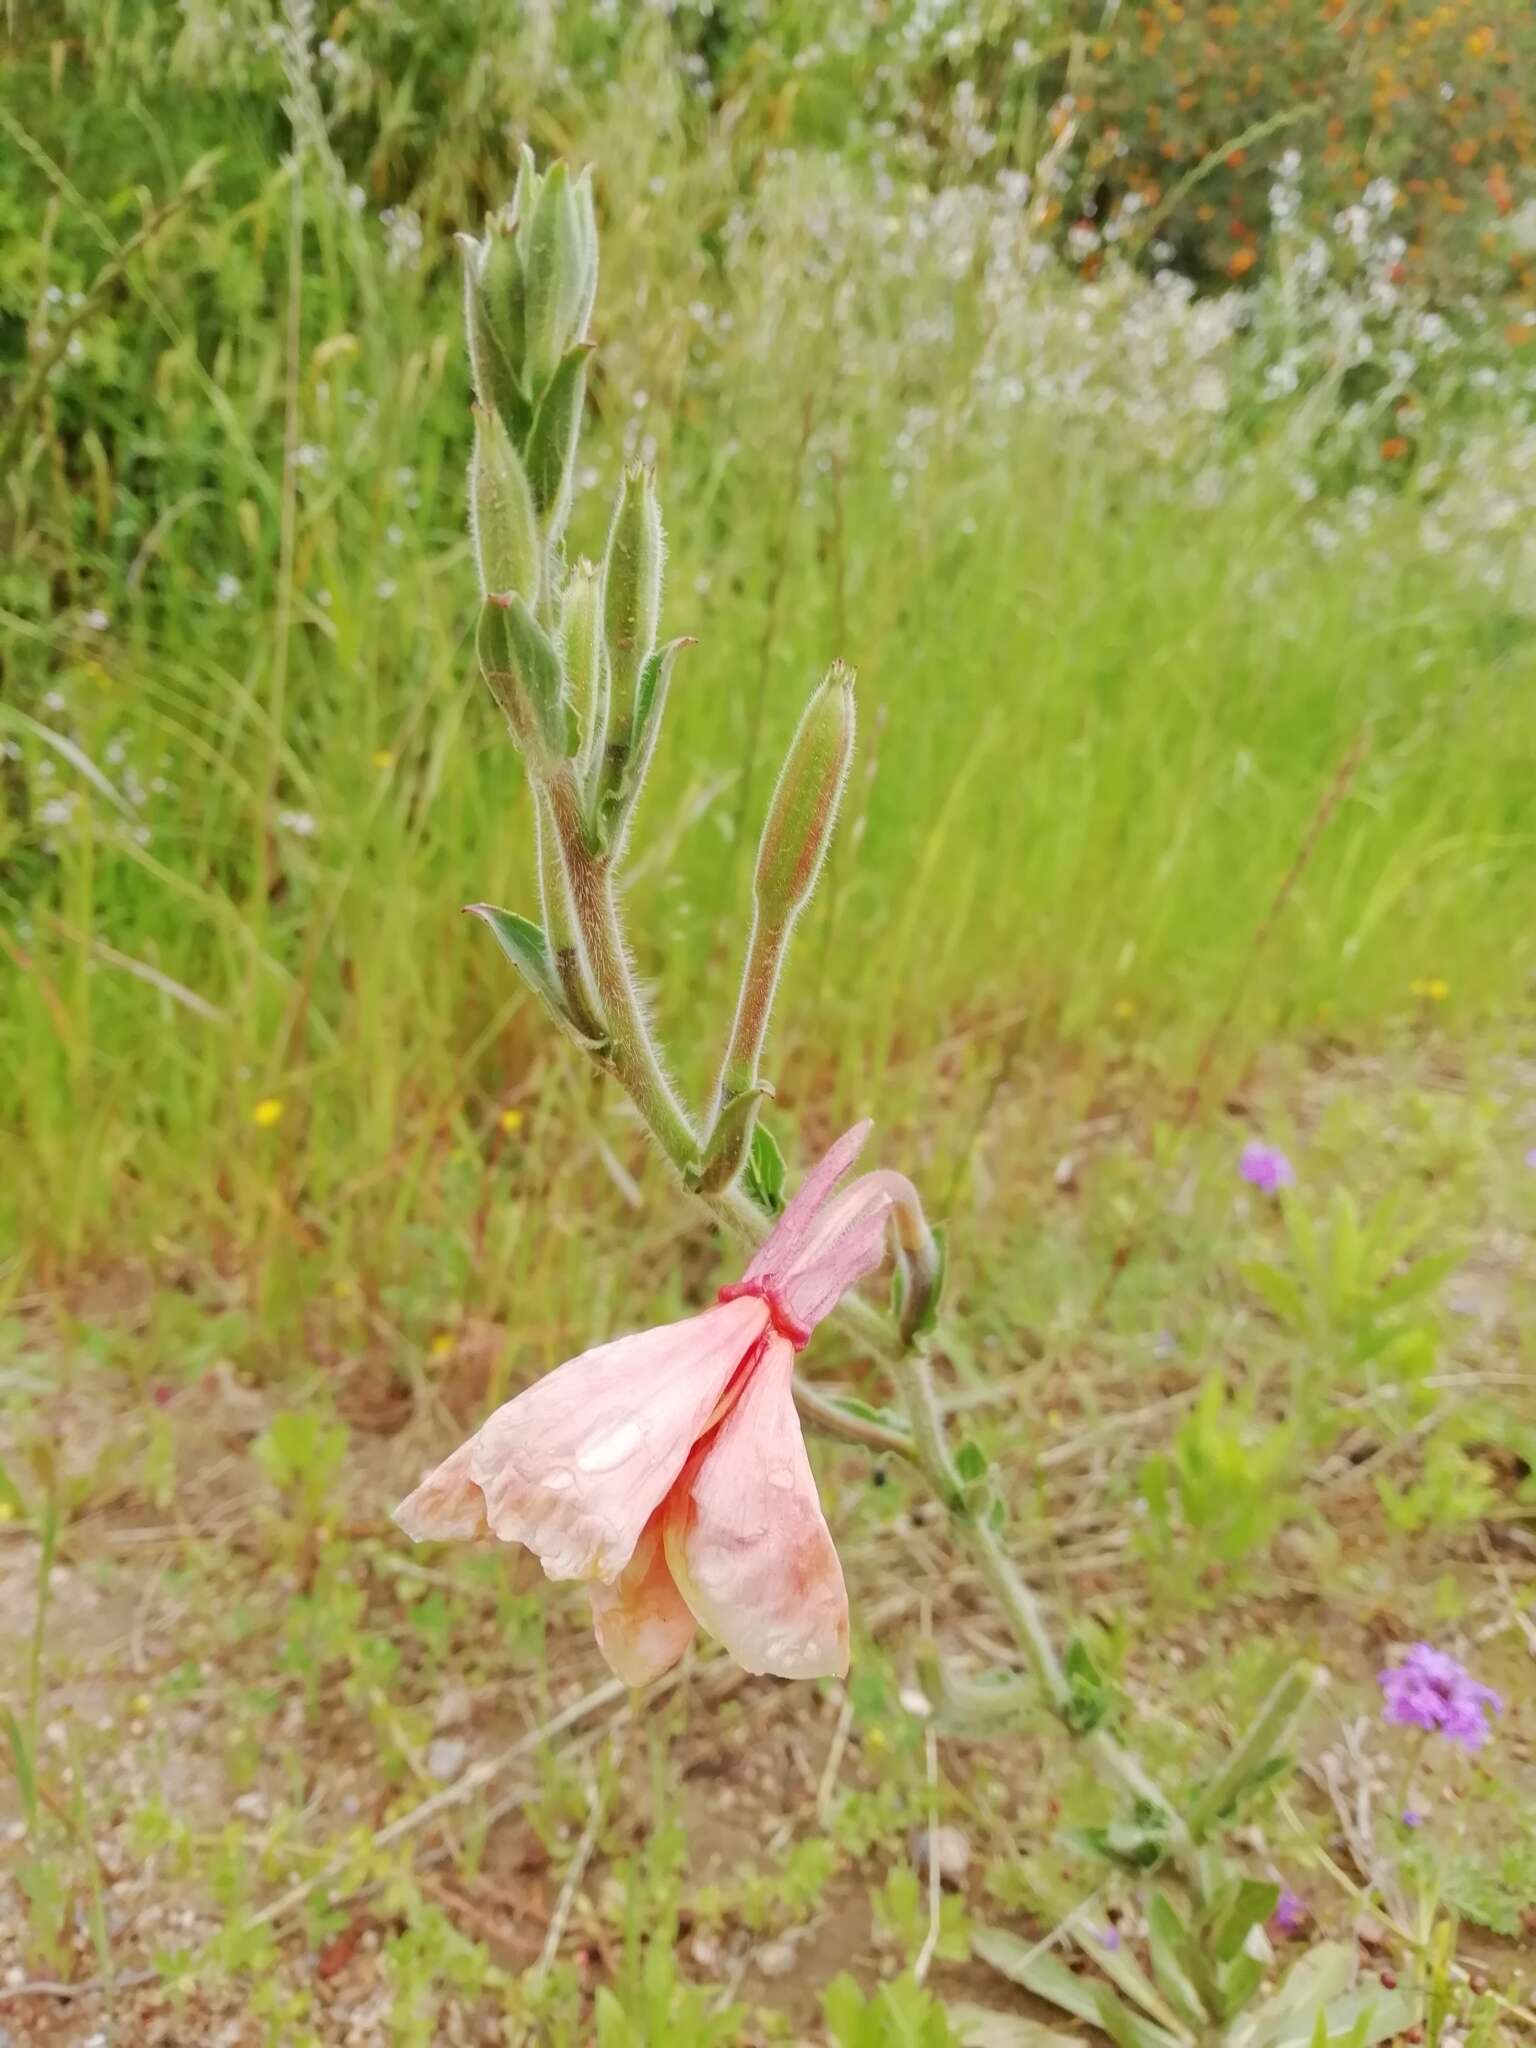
[277,808,318,838]
[82,608,109,632]
[216,573,242,605]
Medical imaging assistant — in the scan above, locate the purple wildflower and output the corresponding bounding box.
[1096,1925,1122,1952]
[1378,1644,1503,1751]
[1269,1888,1308,1938]
[1240,1141,1295,1195]
[1401,1808,1423,1828]
[1525,1147,1536,1170]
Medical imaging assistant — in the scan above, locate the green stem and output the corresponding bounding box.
[534,787,605,1042]
[544,768,699,1173]
[714,911,788,1114]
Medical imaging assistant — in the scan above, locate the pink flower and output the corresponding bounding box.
[395,1123,917,1686]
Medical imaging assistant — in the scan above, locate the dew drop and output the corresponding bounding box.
[543,1467,575,1491]
[576,1419,644,1473]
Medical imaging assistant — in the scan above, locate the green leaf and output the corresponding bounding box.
[1146,1893,1207,2027]
[1218,1952,1267,2021]
[972,1930,1188,2048]
[691,1083,774,1195]
[956,1441,988,1484]
[477,591,572,765]
[594,637,691,850]
[744,1120,788,1216]
[1375,1250,1460,1310]
[1241,1260,1308,1328]
[1211,1878,1281,1963]
[1062,1635,1112,1735]
[465,903,606,1050]
[3,1707,38,1831]
[951,2008,1080,2048]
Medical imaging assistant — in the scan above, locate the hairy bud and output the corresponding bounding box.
[460,152,597,430]
[470,407,541,602]
[459,230,528,439]
[561,558,607,767]
[519,157,598,403]
[754,662,856,931]
[601,464,664,750]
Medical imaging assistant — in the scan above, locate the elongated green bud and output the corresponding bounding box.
[525,345,589,541]
[477,592,571,774]
[470,407,540,602]
[601,463,664,757]
[460,153,596,427]
[561,558,606,766]
[459,231,528,439]
[754,661,856,929]
[522,161,598,401]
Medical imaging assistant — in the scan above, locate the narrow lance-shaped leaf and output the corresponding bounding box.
[594,636,691,853]
[690,1082,775,1195]
[477,592,572,773]
[464,904,605,1051]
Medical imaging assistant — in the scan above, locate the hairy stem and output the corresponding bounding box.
[714,912,788,1115]
[544,768,699,1172]
[535,788,606,1043]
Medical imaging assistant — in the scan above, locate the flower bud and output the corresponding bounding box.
[522,161,598,401]
[459,230,528,438]
[470,407,541,603]
[525,344,589,542]
[753,662,855,931]
[560,558,607,765]
[602,464,664,749]
[477,592,572,774]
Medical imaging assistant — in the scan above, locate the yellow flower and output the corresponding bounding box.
[1411,977,1450,1002]
[500,1107,525,1134]
[372,749,395,770]
[332,1278,355,1301]
[430,1332,455,1359]
[1113,998,1136,1020]
[251,1097,284,1128]
[0,1502,14,1524]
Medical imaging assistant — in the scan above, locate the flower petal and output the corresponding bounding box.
[588,1510,696,1687]
[664,1336,849,1680]
[394,1438,491,1542]
[743,1122,871,1291]
[467,1294,768,1582]
[776,1169,916,1334]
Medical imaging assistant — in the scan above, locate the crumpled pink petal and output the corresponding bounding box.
[773,1169,917,1335]
[742,1120,871,1293]
[395,1294,768,1582]
[664,1335,849,1680]
[391,1436,490,1542]
[588,1509,697,1687]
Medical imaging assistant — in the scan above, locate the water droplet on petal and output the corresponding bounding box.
[576,1419,644,1473]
